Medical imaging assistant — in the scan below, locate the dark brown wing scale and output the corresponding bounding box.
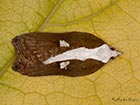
[12,32,105,77]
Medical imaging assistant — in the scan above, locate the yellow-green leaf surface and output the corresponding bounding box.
[0,0,140,105]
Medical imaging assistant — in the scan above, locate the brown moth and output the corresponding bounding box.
[12,32,121,77]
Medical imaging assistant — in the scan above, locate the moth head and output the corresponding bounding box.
[12,36,21,45]
[11,36,25,52]
[12,59,25,74]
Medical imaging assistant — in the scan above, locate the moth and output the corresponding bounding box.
[12,32,121,77]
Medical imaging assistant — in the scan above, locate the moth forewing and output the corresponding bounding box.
[12,32,122,77]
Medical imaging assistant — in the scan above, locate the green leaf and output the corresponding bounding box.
[0,0,140,105]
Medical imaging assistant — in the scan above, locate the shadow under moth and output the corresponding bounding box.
[12,32,121,77]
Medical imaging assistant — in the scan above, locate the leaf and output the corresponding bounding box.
[0,0,140,105]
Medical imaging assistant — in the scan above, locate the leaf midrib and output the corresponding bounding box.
[38,0,63,31]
